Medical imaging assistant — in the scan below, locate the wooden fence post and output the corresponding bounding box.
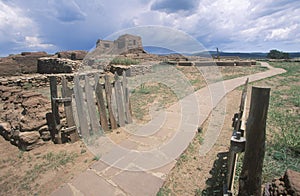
[122,71,132,124]
[49,76,62,143]
[104,74,117,129]
[61,77,79,142]
[114,72,125,127]
[50,76,60,125]
[95,74,109,132]
[85,75,102,135]
[238,86,271,196]
[74,75,89,138]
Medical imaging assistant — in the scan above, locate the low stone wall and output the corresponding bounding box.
[110,64,153,77]
[0,52,51,76]
[57,50,87,60]
[126,64,153,76]
[194,61,254,66]
[0,86,52,150]
[235,61,252,66]
[37,57,81,74]
[216,61,235,66]
[0,74,74,88]
[177,61,194,66]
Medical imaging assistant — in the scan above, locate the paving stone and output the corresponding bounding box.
[160,131,195,159]
[150,160,177,180]
[91,160,110,172]
[71,170,123,196]
[112,170,164,196]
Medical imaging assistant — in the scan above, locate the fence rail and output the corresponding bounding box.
[225,78,248,195]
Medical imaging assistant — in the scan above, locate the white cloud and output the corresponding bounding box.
[266,24,298,41]
[24,36,55,49]
[0,1,56,54]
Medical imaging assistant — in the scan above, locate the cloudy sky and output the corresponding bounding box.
[0,0,299,56]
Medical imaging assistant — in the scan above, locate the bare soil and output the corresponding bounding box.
[0,138,95,196]
[160,89,242,195]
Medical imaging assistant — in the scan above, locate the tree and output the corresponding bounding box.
[267,49,290,59]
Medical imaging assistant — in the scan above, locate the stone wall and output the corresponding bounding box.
[110,64,153,77]
[0,86,52,150]
[37,57,81,74]
[0,52,51,76]
[0,74,74,88]
[57,50,87,60]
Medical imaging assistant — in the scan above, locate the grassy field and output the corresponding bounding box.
[255,62,299,181]
[130,64,267,123]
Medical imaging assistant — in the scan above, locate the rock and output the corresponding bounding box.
[0,122,12,140]
[38,125,51,141]
[284,169,300,196]
[0,122,11,133]
[0,86,51,150]
[20,139,45,151]
[18,131,40,144]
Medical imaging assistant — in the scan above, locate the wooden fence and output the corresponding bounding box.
[46,71,132,143]
[224,79,271,195]
[225,79,248,195]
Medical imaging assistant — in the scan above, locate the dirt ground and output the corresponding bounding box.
[0,137,95,196]
[160,89,243,195]
[0,65,268,196]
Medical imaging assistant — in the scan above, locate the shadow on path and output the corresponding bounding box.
[202,152,228,196]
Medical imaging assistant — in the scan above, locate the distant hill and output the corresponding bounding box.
[194,51,300,59]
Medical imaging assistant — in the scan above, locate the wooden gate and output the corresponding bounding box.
[47,71,132,143]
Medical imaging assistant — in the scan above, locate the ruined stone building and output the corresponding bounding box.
[96,34,143,54]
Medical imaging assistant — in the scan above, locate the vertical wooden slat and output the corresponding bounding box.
[49,76,61,144]
[74,75,89,138]
[104,74,117,129]
[114,72,125,127]
[85,75,102,135]
[95,75,109,132]
[46,112,56,142]
[61,77,79,142]
[122,71,132,123]
[50,76,60,125]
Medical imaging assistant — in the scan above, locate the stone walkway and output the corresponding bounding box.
[51,62,285,196]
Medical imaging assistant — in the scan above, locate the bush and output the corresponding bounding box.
[267,49,290,59]
[110,57,140,65]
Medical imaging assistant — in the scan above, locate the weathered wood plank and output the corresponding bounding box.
[85,75,102,135]
[50,76,60,125]
[49,76,62,143]
[238,86,270,196]
[61,77,79,142]
[104,74,117,129]
[122,71,132,124]
[114,72,125,127]
[95,75,109,132]
[74,75,89,138]
[46,112,56,142]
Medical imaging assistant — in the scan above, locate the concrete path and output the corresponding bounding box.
[51,62,285,196]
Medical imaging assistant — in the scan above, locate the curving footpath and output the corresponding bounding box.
[51,62,285,196]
